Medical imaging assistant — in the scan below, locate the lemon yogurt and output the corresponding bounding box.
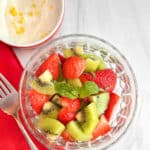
[0,0,62,45]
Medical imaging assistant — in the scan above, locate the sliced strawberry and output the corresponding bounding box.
[36,53,60,80]
[79,73,93,83]
[62,56,86,79]
[58,107,76,124]
[92,115,111,140]
[61,97,81,112]
[80,69,117,92]
[105,93,120,121]
[94,69,117,92]
[29,90,49,114]
[61,130,74,142]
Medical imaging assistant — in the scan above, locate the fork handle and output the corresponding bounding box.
[15,119,38,150]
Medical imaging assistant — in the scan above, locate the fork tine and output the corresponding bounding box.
[0,81,10,95]
[0,73,16,93]
[0,88,6,97]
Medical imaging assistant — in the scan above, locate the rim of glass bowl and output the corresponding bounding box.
[19,34,138,149]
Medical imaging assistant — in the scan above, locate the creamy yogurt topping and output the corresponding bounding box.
[0,0,61,45]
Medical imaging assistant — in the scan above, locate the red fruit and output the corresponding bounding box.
[62,56,86,79]
[105,93,120,121]
[61,130,74,142]
[92,115,111,140]
[60,97,81,112]
[80,69,117,92]
[29,90,49,114]
[94,69,117,92]
[36,53,60,80]
[58,108,76,124]
[79,73,93,83]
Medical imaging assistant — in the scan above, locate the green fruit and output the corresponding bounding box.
[31,79,56,95]
[76,111,85,123]
[85,58,100,72]
[63,49,74,58]
[67,78,82,87]
[81,103,99,134]
[38,117,65,135]
[41,101,60,119]
[74,46,84,56]
[38,69,53,84]
[51,95,61,106]
[97,58,107,70]
[66,121,92,141]
[81,53,106,71]
[89,92,110,116]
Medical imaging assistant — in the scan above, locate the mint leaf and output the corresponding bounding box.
[79,81,99,98]
[54,81,79,99]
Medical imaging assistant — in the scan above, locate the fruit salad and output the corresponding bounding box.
[28,46,120,142]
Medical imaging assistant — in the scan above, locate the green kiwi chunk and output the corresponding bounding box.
[31,79,56,95]
[76,111,85,123]
[51,95,61,106]
[38,117,65,135]
[41,102,60,119]
[38,69,53,84]
[66,121,92,141]
[74,46,84,56]
[63,49,74,58]
[89,92,110,116]
[80,102,99,134]
[85,58,100,72]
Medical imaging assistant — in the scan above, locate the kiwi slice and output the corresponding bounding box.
[74,46,84,56]
[67,78,82,88]
[38,69,53,84]
[41,101,60,119]
[80,102,99,134]
[31,79,56,95]
[63,49,74,58]
[66,121,92,141]
[97,58,107,70]
[85,58,100,72]
[76,111,85,123]
[89,92,110,116]
[51,94,61,106]
[38,117,65,135]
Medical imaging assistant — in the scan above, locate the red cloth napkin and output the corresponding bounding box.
[0,42,48,150]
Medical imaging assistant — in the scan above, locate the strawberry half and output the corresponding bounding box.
[92,115,111,140]
[60,97,81,112]
[105,93,120,121]
[80,69,117,92]
[29,90,49,114]
[36,53,60,80]
[62,56,86,79]
[58,107,76,125]
[79,73,93,83]
[94,69,117,92]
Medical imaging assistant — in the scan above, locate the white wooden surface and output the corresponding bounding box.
[14,0,150,149]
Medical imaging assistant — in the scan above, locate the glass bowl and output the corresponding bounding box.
[19,34,138,149]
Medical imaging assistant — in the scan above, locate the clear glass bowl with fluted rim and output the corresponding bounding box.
[19,34,138,150]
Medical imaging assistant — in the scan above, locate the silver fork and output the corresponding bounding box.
[0,73,38,150]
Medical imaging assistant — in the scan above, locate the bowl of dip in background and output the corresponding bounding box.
[0,0,64,48]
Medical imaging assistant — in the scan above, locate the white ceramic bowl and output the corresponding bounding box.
[0,0,64,48]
